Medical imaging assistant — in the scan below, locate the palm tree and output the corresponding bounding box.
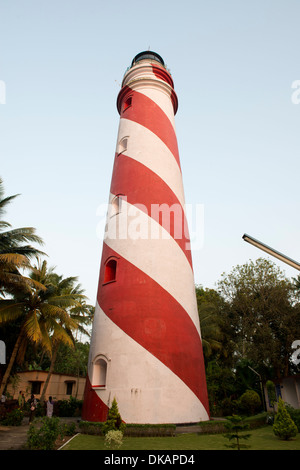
[69,288,94,341]
[198,302,223,359]
[195,285,224,361]
[38,274,91,403]
[0,260,79,395]
[0,177,45,297]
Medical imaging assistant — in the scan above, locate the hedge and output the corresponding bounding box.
[79,421,176,437]
[78,413,268,437]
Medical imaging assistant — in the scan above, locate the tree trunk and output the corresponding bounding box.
[0,331,23,396]
[39,341,59,404]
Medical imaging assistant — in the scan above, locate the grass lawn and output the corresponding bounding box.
[62,426,300,451]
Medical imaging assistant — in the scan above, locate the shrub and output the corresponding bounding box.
[0,408,24,426]
[285,404,300,432]
[125,423,176,437]
[104,430,124,449]
[26,416,64,450]
[102,398,126,435]
[35,400,46,417]
[79,421,176,437]
[219,397,239,416]
[61,421,77,436]
[273,397,298,441]
[57,396,82,417]
[239,390,261,416]
[79,420,105,435]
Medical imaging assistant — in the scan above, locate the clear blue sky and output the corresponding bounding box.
[1,0,300,304]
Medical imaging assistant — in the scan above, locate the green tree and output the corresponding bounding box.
[37,272,88,403]
[273,397,298,440]
[54,341,90,377]
[217,258,299,379]
[0,177,44,297]
[205,359,236,416]
[0,260,78,395]
[103,398,126,435]
[195,286,224,361]
[223,415,251,450]
[266,380,277,411]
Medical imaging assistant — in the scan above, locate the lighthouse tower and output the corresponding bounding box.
[82,51,209,424]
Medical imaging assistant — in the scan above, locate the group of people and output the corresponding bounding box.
[17,391,54,422]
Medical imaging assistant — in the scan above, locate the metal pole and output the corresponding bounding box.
[248,365,266,411]
[242,234,300,271]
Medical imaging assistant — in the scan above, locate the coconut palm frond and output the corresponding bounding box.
[0,300,24,323]
[51,322,75,348]
[22,310,42,344]
[40,303,78,330]
[38,320,53,354]
[0,252,30,267]
[0,227,44,246]
[47,294,82,309]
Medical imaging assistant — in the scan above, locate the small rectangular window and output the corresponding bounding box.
[111,195,122,217]
[123,96,132,112]
[104,259,117,283]
[31,381,42,394]
[92,358,108,388]
[117,137,128,155]
[66,382,73,395]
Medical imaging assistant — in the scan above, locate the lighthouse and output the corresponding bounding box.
[82,51,210,424]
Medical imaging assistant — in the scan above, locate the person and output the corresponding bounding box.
[46,396,54,418]
[29,394,37,423]
[18,391,25,408]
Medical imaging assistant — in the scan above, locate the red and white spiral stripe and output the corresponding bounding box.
[82,56,209,424]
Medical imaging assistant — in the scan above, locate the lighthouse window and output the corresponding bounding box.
[92,358,107,388]
[104,258,117,283]
[117,136,128,155]
[111,195,122,216]
[123,96,132,112]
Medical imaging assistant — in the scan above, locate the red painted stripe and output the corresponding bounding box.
[110,154,192,263]
[98,243,209,415]
[117,86,181,169]
[81,374,109,422]
[151,65,178,114]
[151,64,174,87]
[110,154,193,266]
